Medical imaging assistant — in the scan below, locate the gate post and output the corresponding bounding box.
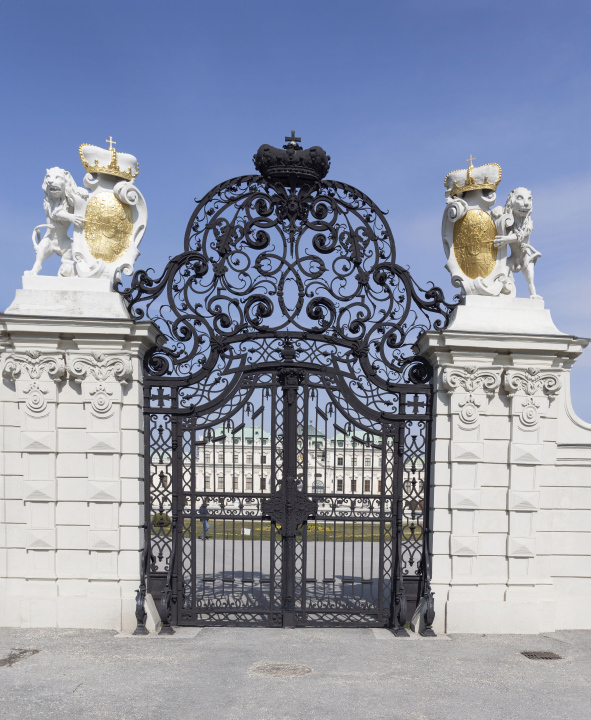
[0,307,157,632]
[418,296,591,634]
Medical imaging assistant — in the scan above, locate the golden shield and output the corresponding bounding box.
[84,192,133,263]
[452,209,498,279]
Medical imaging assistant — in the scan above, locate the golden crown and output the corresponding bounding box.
[79,137,139,181]
[445,155,501,197]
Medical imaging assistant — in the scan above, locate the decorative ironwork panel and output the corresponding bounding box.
[123,135,454,633]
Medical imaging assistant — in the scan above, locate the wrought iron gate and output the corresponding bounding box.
[121,134,454,634]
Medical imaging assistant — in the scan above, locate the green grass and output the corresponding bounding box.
[151,516,423,542]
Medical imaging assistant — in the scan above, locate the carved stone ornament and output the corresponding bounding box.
[519,397,540,427]
[504,367,562,398]
[21,381,50,414]
[66,351,133,383]
[458,394,482,424]
[2,350,66,382]
[442,157,541,298]
[442,365,502,396]
[25,138,146,285]
[89,383,114,415]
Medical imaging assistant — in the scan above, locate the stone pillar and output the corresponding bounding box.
[419,296,591,634]
[0,315,157,631]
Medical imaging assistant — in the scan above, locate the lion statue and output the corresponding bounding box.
[25,167,88,277]
[493,187,542,299]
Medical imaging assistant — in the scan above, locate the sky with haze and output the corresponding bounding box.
[0,0,589,417]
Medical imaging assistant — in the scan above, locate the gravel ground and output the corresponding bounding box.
[0,626,589,720]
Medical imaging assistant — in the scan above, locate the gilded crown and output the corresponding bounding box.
[445,156,501,198]
[253,132,331,185]
[79,137,139,181]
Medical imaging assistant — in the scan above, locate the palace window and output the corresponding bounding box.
[246,474,253,492]
[260,476,267,491]
[337,478,343,492]
[337,457,344,466]
[234,454,239,463]
[217,453,224,463]
[261,455,267,464]
[247,454,252,463]
[205,453,211,463]
[378,480,382,492]
[232,475,238,490]
[217,476,223,490]
[205,474,211,490]
[351,479,357,492]
[364,479,370,493]
[364,458,371,467]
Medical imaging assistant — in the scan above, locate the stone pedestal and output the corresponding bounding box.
[419,296,591,634]
[0,314,157,631]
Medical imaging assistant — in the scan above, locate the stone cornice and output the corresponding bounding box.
[2,350,66,382]
[2,349,133,384]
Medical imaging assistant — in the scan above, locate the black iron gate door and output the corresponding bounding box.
[124,135,454,634]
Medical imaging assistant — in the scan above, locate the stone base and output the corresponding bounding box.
[447,295,563,336]
[5,275,130,319]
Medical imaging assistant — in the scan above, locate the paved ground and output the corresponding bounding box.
[0,626,589,720]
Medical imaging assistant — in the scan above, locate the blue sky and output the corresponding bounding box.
[0,0,589,416]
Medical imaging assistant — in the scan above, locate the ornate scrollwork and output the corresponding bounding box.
[66,351,133,383]
[2,350,66,382]
[442,365,502,395]
[120,147,455,401]
[504,367,562,398]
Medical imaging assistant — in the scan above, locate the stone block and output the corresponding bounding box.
[56,403,86,429]
[483,440,509,464]
[5,499,25,524]
[56,502,88,526]
[450,462,478,489]
[480,487,508,510]
[23,480,56,502]
[452,509,476,535]
[20,430,56,453]
[550,555,591,577]
[507,536,536,558]
[88,480,120,503]
[508,490,539,512]
[551,487,591,510]
[120,454,144,480]
[432,486,450,509]
[89,530,119,551]
[23,579,58,597]
[4,452,22,475]
[56,550,91,578]
[451,441,484,463]
[119,503,144,526]
[477,511,508,533]
[5,523,26,548]
[87,453,119,481]
[89,502,118,530]
[58,579,88,596]
[25,548,56,577]
[450,535,479,556]
[87,580,120,598]
[431,531,450,555]
[121,478,143,504]
[478,533,507,556]
[121,403,143,430]
[430,555,452,583]
[86,432,120,453]
[56,453,87,477]
[118,550,140,580]
[541,509,591,532]
[21,596,58,628]
[90,550,118,579]
[552,465,591,487]
[479,463,510,487]
[121,429,142,454]
[57,477,88,502]
[57,525,88,550]
[6,548,26,577]
[510,443,544,465]
[57,429,87,453]
[4,476,23,499]
[476,555,507,580]
[450,488,480,509]
[431,508,451,532]
[484,415,511,440]
[120,526,143,551]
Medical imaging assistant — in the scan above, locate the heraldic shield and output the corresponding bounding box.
[72,139,147,284]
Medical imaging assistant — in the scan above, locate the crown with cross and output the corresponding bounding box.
[444,155,502,198]
[253,131,331,185]
[79,137,139,181]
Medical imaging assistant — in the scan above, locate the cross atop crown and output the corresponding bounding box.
[285,130,301,146]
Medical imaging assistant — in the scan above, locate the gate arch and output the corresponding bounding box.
[122,136,455,633]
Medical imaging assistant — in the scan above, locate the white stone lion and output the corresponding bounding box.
[25,167,88,277]
[493,187,542,299]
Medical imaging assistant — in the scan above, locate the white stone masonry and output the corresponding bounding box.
[0,315,157,631]
[418,295,591,634]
